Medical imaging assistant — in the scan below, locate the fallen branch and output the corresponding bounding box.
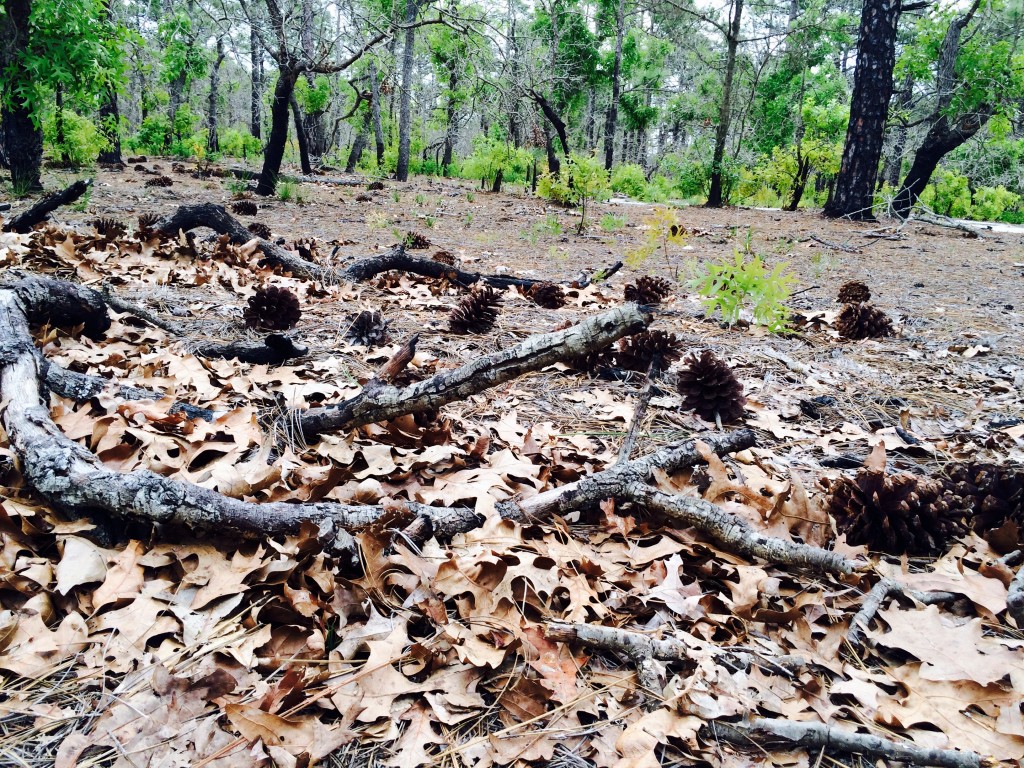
[1009,563,1024,628]
[710,716,993,768]
[845,577,958,655]
[293,303,650,442]
[154,203,618,290]
[3,179,93,233]
[223,167,365,187]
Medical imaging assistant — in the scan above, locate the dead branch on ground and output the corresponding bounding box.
[845,577,959,655]
[3,179,93,233]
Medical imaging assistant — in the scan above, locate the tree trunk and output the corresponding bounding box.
[441,67,458,176]
[822,0,901,220]
[250,25,263,139]
[603,0,626,170]
[206,38,225,155]
[54,84,68,166]
[290,94,313,176]
[784,155,811,211]
[1,0,42,190]
[369,60,386,166]
[891,110,992,219]
[706,0,744,208]
[396,0,420,181]
[346,111,370,172]
[97,85,123,163]
[879,73,913,191]
[255,67,299,196]
[532,91,570,163]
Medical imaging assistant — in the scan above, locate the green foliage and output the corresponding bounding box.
[690,251,795,332]
[278,179,304,202]
[460,135,534,185]
[972,185,1020,221]
[918,169,973,218]
[44,109,105,166]
[626,207,686,276]
[536,153,611,233]
[219,129,262,159]
[294,75,332,115]
[128,116,171,154]
[599,213,627,232]
[610,164,647,199]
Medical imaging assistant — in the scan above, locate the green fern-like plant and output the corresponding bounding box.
[691,251,795,332]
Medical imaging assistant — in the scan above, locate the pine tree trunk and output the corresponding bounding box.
[822,0,901,220]
[346,111,370,172]
[0,0,42,190]
[97,85,122,163]
[369,60,385,166]
[441,67,458,176]
[396,0,419,181]
[250,26,263,139]
[256,67,298,195]
[206,39,224,155]
[706,0,743,207]
[603,0,626,170]
[290,94,313,176]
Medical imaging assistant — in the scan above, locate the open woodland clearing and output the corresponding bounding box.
[0,163,1022,768]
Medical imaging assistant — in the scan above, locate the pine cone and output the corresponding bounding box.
[346,310,390,347]
[836,302,894,340]
[355,193,373,202]
[133,164,148,172]
[137,212,161,236]
[616,330,684,374]
[432,250,456,266]
[92,217,126,240]
[367,180,385,191]
[231,200,258,216]
[244,286,302,331]
[248,222,272,240]
[449,286,503,334]
[145,175,173,188]
[405,232,431,250]
[624,275,673,305]
[826,469,966,556]
[838,280,871,304]
[943,462,1023,552]
[568,349,616,377]
[676,350,746,423]
[528,282,567,309]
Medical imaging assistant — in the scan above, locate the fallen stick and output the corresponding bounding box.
[845,577,958,655]
[154,203,619,290]
[293,303,650,441]
[1009,563,1024,628]
[3,179,93,233]
[710,716,993,768]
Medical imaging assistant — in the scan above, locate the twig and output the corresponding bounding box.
[616,369,656,464]
[845,578,959,655]
[808,235,859,253]
[710,716,994,768]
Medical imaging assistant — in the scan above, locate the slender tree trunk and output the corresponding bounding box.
[346,111,370,172]
[441,67,458,175]
[822,0,901,220]
[206,38,225,154]
[256,67,298,195]
[369,60,385,166]
[250,25,263,139]
[97,0,122,164]
[290,94,313,175]
[706,0,744,208]
[54,84,68,166]
[396,0,420,181]
[0,0,42,190]
[603,0,626,170]
[299,0,326,163]
[879,74,913,190]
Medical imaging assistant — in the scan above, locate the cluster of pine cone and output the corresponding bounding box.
[825,461,1023,557]
[835,280,894,340]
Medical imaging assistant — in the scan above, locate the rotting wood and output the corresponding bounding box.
[3,179,93,233]
[710,717,993,768]
[154,203,620,290]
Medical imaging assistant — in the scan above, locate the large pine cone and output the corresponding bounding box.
[449,286,503,334]
[248,222,272,240]
[676,350,745,423]
[244,286,302,331]
[836,302,894,340]
[432,250,457,266]
[826,469,966,556]
[137,212,161,236]
[616,330,684,374]
[367,180,385,191]
[231,200,258,216]
[346,310,390,347]
[838,280,871,304]
[528,282,567,309]
[624,275,673,305]
[405,232,431,250]
[943,462,1024,552]
[145,175,173,188]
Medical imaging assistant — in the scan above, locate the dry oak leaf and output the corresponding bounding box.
[0,611,89,678]
[646,553,706,620]
[225,703,355,759]
[55,536,107,595]
[385,701,445,768]
[876,556,1008,617]
[91,539,146,610]
[613,708,702,768]
[868,604,1024,686]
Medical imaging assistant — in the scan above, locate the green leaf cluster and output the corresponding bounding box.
[690,251,795,333]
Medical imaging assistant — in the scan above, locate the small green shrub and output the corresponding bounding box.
[536,153,611,233]
[599,213,627,232]
[460,134,534,185]
[972,185,1020,221]
[129,116,171,154]
[44,110,106,166]
[610,164,647,199]
[626,207,686,277]
[219,129,262,159]
[690,251,795,332]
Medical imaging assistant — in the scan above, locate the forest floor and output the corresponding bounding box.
[0,160,1022,768]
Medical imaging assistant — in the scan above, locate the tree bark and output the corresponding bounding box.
[256,67,299,195]
[290,93,313,176]
[250,25,263,139]
[346,111,370,172]
[396,0,420,181]
[97,84,123,164]
[602,0,627,170]
[369,60,386,166]
[0,0,43,191]
[879,73,914,190]
[206,38,225,155]
[822,0,901,220]
[705,0,744,208]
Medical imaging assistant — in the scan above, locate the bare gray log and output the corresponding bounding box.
[710,717,990,768]
[3,179,93,233]
[293,303,650,441]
